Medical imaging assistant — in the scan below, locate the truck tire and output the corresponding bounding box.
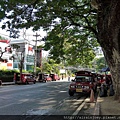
[68,90,74,96]
[44,80,46,83]
[25,80,28,84]
[33,80,36,84]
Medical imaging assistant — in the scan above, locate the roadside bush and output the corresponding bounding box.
[0,75,14,82]
[0,70,19,82]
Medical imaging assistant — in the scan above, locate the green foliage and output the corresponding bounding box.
[0,76,14,82]
[0,69,19,76]
[0,36,6,39]
[95,57,107,71]
[42,62,53,74]
[41,58,61,75]
[22,69,28,73]
[0,0,99,66]
[36,67,42,75]
[0,69,19,82]
[92,57,107,72]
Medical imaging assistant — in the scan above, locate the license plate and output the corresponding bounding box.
[76,88,82,92]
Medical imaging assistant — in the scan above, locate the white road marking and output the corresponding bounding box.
[72,98,87,115]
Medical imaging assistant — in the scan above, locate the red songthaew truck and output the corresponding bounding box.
[68,70,97,96]
[50,74,60,81]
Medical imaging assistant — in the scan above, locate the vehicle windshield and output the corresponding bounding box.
[44,74,49,78]
[75,76,92,82]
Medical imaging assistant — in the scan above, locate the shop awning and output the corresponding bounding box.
[100,67,110,72]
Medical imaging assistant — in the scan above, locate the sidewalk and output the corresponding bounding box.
[96,95,120,115]
[1,82,15,86]
[80,89,120,115]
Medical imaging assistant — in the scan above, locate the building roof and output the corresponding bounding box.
[10,39,28,44]
[0,40,10,43]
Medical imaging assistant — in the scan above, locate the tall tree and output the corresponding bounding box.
[96,0,120,100]
[93,57,106,71]
[0,0,99,66]
[0,0,120,100]
[44,27,97,66]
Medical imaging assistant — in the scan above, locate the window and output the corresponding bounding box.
[75,76,92,82]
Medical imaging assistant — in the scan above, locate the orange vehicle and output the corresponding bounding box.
[50,74,60,81]
[44,74,52,82]
[68,70,97,96]
[38,73,46,82]
[14,73,36,84]
[38,73,52,82]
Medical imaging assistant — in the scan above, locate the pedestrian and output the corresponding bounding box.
[68,76,70,81]
[62,74,63,80]
[106,75,112,89]
[99,82,108,97]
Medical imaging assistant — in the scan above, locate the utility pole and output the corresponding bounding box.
[40,48,42,72]
[20,51,24,81]
[33,32,40,76]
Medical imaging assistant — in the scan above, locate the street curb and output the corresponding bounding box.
[2,82,15,86]
[93,102,100,115]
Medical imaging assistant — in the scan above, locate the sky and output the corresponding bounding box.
[0,27,46,42]
[0,27,49,57]
[0,19,47,41]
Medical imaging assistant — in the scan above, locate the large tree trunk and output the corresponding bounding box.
[97,0,120,101]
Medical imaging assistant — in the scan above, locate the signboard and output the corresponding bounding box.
[60,69,66,74]
[0,62,7,70]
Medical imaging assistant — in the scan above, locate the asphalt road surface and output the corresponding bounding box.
[0,78,88,116]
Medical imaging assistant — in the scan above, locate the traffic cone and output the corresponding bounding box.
[90,89,95,103]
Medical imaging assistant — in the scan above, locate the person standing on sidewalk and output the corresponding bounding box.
[68,76,70,81]
[62,74,63,80]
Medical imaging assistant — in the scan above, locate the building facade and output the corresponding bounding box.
[0,40,13,70]
[10,39,35,71]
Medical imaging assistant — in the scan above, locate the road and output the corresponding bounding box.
[0,78,92,117]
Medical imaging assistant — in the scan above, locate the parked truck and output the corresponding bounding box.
[68,70,97,96]
[50,74,60,81]
[38,73,52,82]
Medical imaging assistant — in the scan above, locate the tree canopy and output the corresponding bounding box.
[1,0,120,101]
[0,0,99,66]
